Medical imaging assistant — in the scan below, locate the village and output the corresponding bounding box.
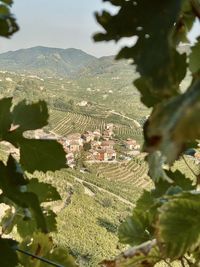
[34,123,141,168]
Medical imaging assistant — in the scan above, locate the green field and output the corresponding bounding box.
[36,170,131,267]
[49,109,143,143]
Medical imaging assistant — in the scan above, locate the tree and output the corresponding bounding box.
[0,1,76,266]
[94,0,200,266]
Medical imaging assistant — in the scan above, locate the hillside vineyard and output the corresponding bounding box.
[0,46,199,267]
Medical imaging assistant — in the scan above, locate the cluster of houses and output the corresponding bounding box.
[57,123,140,168]
[34,125,141,168]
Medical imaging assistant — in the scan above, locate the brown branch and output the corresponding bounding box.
[163,259,174,267]
[183,256,194,267]
[190,0,200,19]
[181,258,187,267]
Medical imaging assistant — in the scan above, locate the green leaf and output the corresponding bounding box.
[0,97,12,139]
[0,158,47,232]
[189,38,200,76]
[144,79,200,164]
[171,1,195,46]
[0,4,18,37]
[119,210,154,246]
[0,0,13,6]
[6,155,28,186]
[134,77,160,108]
[147,151,172,183]
[27,178,61,203]
[44,248,77,267]
[94,0,186,107]
[12,100,49,131]
[158,192,200,259]
[20,139,66,173]
[152,170,195,198]
[134,190,155,212]
[17,209,57,238]
[18,232,77,267]
[1,208,16,235]
[0,238,18,267]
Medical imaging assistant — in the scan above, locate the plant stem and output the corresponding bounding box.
[190,0,200,19]
[182,155,199,186]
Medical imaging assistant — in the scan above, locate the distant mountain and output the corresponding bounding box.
[0,46,98,77]
[0,46,135,78]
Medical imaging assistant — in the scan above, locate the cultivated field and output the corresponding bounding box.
[49,109,143,142]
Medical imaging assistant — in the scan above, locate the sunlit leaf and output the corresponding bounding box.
[158,192,200,259]
[18,232,77,267]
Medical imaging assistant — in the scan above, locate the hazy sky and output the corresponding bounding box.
[0,0,199,57]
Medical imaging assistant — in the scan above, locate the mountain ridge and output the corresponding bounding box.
[0,46,98,77]
[0,46,131,78]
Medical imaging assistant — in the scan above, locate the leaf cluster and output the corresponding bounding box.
[0,98,75,266]
[95,0,200,266]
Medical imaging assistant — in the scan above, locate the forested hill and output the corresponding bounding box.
[0,46,134,78]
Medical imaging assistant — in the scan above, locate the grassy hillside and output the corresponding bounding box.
[0,67,149,121]
[35,169,132,267]
[30,154,199,267]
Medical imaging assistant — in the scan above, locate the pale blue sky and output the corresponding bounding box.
[0,0,199,57]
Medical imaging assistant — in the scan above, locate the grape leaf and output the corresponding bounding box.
[152,170,195,198]
[0,0,13,6]
[119,210,154,246]
[94,0,186,107]
[189,38,200,76]
[12,100,49,131]
[134,190,155,212]
[158,192,200,259]
[20,139,66,173]
[0,158,47,232]
[27,178,61,203]
[0,97,12,140]
[0,238,18,267]
[0,3,18,37]
[144,79,200,164]
[1,208,16,235]
[17,209,57,238]
[18,232,77,267]
[147,151,172,183]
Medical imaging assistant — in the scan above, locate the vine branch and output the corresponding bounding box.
[16,248,64,267]
[190,0,200,19]
[182,155,199,186]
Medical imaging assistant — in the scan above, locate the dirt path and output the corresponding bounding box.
[110,110,141,128]
[73,176,134,207]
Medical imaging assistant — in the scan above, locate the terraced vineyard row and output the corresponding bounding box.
[89,156,151,189]
[114,124,143,140]
[49,110,106,136]
[49,110,143,140]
